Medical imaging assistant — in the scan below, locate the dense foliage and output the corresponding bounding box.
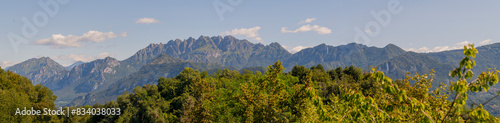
[0,67,59,122]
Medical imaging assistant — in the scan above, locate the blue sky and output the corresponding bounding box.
[1,0,500,67]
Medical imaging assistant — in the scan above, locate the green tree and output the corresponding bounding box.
[0,67,59,122]
[442,44,500,122]
[290,65,310,83]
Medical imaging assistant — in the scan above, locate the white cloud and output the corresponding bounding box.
[52,52,115,66]
[409,39,498,53]
[455,41,471,47]
[406,47,430,53]
[34,31,127,49]
[282,18,332,35]
[53,54,95,63]
[283,45,311,53]
[298,18,316,24]
[289,46,311,53]
[365,29,372,34]
[480,39,493,45]
[136,18,161,24]
[407,41,473,53]
[281,24,332,35]
[0,61,22,68]
[97,52,113,59]
[223,26,263,42]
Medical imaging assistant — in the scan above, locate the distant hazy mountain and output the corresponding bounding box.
[65,61,84,70]
[376,52,456,84]
[6,57,67,85]
[428,43,500,74]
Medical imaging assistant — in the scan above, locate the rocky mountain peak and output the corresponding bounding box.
[223,35,236,40]
[383,43,404,51]
[384,43,398,48]
[186,37,196,42]
[198,35,209,40]
[103,57,120,67]
[6,57,67,85]
[211,36,223,45]
[269,42,282,47]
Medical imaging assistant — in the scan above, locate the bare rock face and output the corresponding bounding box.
[106,57,120,67]
[103,67,115,74]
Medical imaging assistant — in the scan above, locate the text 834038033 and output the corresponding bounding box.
[71,108,121,116]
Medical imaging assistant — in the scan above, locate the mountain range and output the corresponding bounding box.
[5,35,500,112]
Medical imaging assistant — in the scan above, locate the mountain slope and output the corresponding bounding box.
[44,57,136,106]
[45,57,132,92]
[376,52,455,84]
[70,54,233,106]
[6,57,67,85]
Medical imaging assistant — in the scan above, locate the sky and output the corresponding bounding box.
[1,0,500,68]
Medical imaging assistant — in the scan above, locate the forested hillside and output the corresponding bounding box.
[0,67,59,122]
